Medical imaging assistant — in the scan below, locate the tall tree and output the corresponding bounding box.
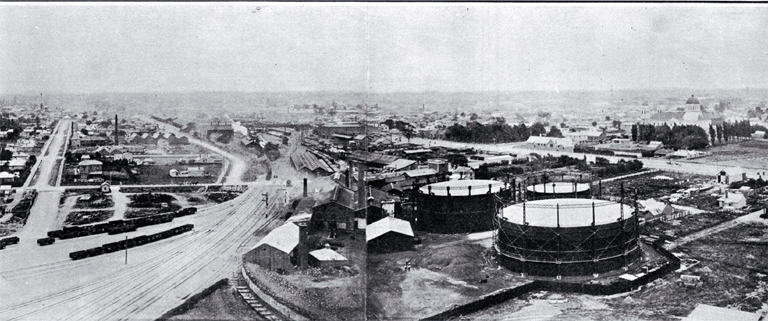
[546,126,563,138]
[631,124,638,142]
[716,125,723,143]
[708,124,716,146]
[530,122,547,137]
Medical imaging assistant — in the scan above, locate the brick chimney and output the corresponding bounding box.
[296,221,309,269]
[357,162,366,209]
[114,114,119,145]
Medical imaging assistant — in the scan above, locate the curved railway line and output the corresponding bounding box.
[0,183,287,320]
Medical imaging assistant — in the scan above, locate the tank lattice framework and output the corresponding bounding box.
[494,199,641,277]
[416,180,511,234]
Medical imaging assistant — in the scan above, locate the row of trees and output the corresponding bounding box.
[630,124,710,150]
[631,120,767,150]
[443,121,562,144]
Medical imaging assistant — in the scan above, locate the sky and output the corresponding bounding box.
[1,3,768,94]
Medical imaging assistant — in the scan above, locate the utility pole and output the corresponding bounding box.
[124,235,128,264]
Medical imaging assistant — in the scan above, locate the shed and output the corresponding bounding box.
[243,222,308,272]
[366,216,414,253]
[717,167,746,185]
[308,247,348,268]
[384,159,417,172]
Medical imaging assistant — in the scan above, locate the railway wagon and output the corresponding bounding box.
[107,224,137,235]
[37,237,55,246]
[1,236,21,245]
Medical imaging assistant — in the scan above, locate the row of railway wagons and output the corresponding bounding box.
[46,207,198,240]
[69,224,194,260]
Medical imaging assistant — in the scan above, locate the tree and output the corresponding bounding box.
[716,125,723,143]
[460,112,466,117]
[708,124,716,145]
[591,121,597,127]
[402,126,415,144]
[469,113,479,121]
[81,128,89,136]
[530,122,547,137]
[546,126,563,138]
[605,116,611,121]
[631,124,638,142]
[0,149,12,161]
[560,122,567,128]
[612,120,622,128]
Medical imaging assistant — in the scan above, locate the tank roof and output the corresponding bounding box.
[526,182,590,194]
[419,179,506,196]
[502,198,634,227]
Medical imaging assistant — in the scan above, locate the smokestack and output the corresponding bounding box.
[357,162,366,209]
[303,178,308,197]
[114,114,119,145]
[346,167,351,188]
[296,222,309,269]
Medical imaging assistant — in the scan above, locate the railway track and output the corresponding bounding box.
[0,184,286,320]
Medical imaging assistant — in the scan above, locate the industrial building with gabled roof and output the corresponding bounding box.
[366,216,414,253]
[244,222,309,272]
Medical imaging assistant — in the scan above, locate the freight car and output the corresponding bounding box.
[69,224,195,260]
[1,236,20,245]
[37,237,55,246]
[49,207,198,241]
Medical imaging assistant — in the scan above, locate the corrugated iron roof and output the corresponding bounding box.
[366,216,414,242]
[309,248,347,261]
[251,222,299,254]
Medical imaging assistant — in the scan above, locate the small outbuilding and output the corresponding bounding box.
[308,247,348,268]
[366,216,414,253]
[717,167,746,185]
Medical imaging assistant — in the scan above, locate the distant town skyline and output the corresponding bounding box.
[2,4,768,94]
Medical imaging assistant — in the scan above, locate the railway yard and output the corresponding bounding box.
[0,116,322,320]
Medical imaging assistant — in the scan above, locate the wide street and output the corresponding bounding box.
[0,117,308,320]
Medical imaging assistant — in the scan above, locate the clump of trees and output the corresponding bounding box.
[443,121,561,144]
[592,157,644,178]
[630,124,709,150]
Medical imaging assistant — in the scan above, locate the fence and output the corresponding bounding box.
[420,240,680,320]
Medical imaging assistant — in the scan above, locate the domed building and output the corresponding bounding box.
[642,94,724,129]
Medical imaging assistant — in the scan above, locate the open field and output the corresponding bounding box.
[691,140,768,172]
[134,164,222,185]
[367,232,530,320]
[64,210,114,225]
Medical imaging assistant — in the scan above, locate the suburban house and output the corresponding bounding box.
[523,136,575,152]
[718,191,747,210]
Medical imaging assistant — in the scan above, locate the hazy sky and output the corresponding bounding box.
[1,4,767,94]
